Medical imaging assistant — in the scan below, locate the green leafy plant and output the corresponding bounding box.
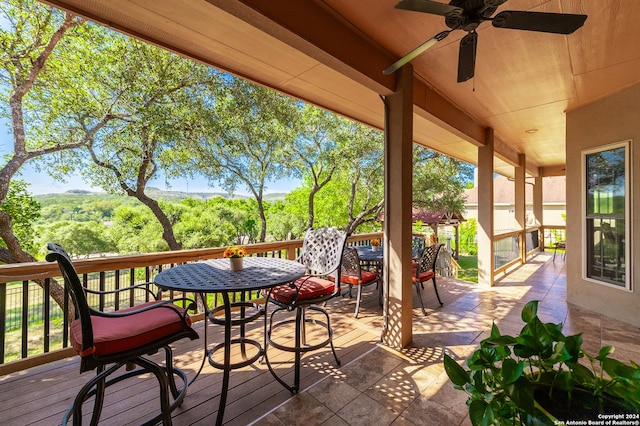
[444,300,640,425]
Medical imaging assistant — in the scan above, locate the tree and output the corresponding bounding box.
[459,217,477,255]
[196,77,298,242]
[0,1,85,266]
[285,113,384,234]
[412,146,473,216]
[337,122,384,234]
[0,180,40,258]
[290,104,343,230]
[266,200,304,241]
[173,197,251,249]
[107,205,167,253]
[81,36,217,250]
[0,0,128,311]
[35,220,115,258]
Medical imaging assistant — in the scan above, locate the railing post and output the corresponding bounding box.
[286,243,297,260]
[0,283,5,363]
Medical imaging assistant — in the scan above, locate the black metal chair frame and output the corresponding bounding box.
[553,240,566,262]
[263,227,348,393]
[340,247,381,318]
[413,243,444,316]
[46,243,199,426]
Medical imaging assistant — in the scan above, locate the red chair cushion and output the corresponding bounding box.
[70,301,192,357]
[267,275,335,305]
[412,270,434,283]
[341,270,378,286]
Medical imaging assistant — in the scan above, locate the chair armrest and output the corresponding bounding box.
[84,282,161,300]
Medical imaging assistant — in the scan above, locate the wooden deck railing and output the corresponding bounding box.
[0,233,381,374]
[493,227,542,275]
[1,228,550,374]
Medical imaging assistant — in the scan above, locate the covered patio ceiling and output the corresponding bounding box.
[42,0,640,178]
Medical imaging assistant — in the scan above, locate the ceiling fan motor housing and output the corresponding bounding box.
[445,0,507,30]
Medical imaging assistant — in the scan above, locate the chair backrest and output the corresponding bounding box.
[340,247,362,280]
[417,243,444,273]
[46,243,94,355]
[299,227,348,281]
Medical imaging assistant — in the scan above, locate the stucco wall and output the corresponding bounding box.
[566,83,640,327]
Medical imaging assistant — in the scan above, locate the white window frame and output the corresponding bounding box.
[581,140,631,291]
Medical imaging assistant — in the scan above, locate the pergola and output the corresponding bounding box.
[40,0,640,346]
[377,208,466,259]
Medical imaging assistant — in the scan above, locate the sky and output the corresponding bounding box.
[1,119,299,196]
[13,164,299,196]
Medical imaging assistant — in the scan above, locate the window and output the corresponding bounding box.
[583,141,630,289]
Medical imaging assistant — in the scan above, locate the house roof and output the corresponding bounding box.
[377,207,465,225]
[464,175,566,205]
[41,1,640,179]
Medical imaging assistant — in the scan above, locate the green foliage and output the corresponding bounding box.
[31,192,277,256]
[35,220,115,258]
[459,218,477,255]
[107,205,168,253]
[444,300,640,425]
[266,200,305,241]
[173,197,252,248]
[80,35,216,194]
[413,146,473,215]
[195,76,300,242]
[0,180,41,252]
[283,174,381,234]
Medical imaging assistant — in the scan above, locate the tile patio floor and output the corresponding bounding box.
[252,253,640,426]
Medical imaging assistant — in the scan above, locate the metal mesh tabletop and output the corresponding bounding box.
[356,245,384,261]
[155,257,305,293]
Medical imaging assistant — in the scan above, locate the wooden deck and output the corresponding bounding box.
[3,253,639,426]
[0,278,387,425]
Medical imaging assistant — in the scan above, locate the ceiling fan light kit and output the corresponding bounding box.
[384,0,587,82]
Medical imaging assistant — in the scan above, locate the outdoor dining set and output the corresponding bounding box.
[45,229,446,425]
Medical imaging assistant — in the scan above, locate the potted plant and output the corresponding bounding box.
[223,245,247,271]
[370,238,381,252]
[444,300,640,425]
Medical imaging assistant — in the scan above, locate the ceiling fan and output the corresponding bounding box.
[383,0,587,82]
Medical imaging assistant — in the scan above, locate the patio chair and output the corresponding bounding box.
[263,227,348,393]
[553,240,566,262]
[46,243,199,426]
[340,247,381,318]
[412,243,444,316]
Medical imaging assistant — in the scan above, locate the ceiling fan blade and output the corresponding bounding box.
[395,0,463,18]
[492,11,587,34]
[457,31,478,83]
[383,30,451,75]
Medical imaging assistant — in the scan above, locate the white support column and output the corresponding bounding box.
[382,65,414,349]
[533,175,543,249]
[515,153,526,263]
[477,129,495,286]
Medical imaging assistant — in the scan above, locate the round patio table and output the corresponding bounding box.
[154,256,305,426]
[355,245,384,262]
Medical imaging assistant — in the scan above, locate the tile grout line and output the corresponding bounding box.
[247,343,382,425]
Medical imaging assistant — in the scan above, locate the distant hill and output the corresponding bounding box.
[34,188,288,203]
